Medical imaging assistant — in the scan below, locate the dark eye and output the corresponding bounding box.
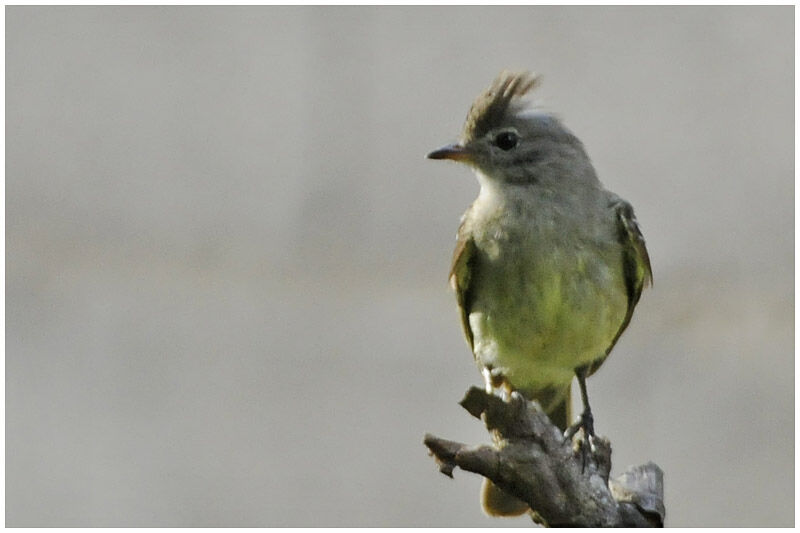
[495,131,518,151]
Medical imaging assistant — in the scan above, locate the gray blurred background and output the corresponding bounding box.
[6,6,793,527]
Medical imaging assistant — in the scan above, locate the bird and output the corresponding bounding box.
[427,71,652,517]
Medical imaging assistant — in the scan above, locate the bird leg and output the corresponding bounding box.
[564,366,595,472]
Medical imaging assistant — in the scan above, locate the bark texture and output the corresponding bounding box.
[424,387,665,527]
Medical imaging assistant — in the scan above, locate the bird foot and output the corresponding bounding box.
[565,409,596,472]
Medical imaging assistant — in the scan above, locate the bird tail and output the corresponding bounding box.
[481,385,571,517]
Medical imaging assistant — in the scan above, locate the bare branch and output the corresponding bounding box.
[424,387,664,527]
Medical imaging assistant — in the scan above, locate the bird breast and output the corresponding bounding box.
[464,185,628,389]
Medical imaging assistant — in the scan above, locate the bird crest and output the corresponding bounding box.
[461,70,541,143]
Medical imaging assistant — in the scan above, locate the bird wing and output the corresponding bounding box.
[587,197,653,375]
[614,198,653,304]
[449,223,477,351]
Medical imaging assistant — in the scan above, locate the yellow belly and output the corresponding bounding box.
[469,245,628,392]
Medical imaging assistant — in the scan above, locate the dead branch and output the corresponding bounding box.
[424,387,664,527]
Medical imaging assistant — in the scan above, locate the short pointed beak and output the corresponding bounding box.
[427,143,472,162]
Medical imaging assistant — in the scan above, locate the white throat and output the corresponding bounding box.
[475,170,506,206]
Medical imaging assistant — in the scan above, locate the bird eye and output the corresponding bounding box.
[494,131,518,151]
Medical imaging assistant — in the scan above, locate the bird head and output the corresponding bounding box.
[428,71,596,188]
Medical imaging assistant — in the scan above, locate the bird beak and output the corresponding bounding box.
[427,143,473,163]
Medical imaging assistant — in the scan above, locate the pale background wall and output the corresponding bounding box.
[6,6,793,527]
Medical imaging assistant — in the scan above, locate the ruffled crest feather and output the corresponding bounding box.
[460,71,541,143]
